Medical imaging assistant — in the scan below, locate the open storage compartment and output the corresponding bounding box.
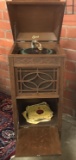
[17,98,58,127]
[6,0,66,159]
[16,98,61,157]
[15,96,62,158]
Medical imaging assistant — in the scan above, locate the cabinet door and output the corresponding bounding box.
[15,126,61,158]
[15,67,60,98]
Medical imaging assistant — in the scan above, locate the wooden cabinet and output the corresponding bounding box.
[7,0,65,159]
[9,47,65,158]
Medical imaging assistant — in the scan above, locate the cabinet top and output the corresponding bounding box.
[6,0,65,42]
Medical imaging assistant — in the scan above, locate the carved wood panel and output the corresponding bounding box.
[14,57,60,66]
[15,67,59,95]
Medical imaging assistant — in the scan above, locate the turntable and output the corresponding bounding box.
[7,0,66,159]
[15,33,57,54]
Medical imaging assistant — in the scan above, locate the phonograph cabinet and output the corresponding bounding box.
[6,0,66,159]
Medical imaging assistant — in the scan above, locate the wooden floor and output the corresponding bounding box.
[16,126,61,157]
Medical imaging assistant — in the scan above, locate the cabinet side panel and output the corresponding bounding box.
[58,58,65,130]
[9,56,19,138]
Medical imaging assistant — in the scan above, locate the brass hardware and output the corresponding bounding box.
[32,35,39,39]
[31,35,42,51]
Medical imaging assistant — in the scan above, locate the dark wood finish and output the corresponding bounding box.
[6,1,65,41]
[9,57,19,137]
[10,47,65,99]
[57,58,65,130]
[16,94,59,99]
[17,32,57,41]
[16,127,61,157]
[7,0,65,158]
[12,0,61,2]
[8,38,65,158]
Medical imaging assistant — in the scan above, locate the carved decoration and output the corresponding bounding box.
[14,57,60,66]
[16,68,59,94]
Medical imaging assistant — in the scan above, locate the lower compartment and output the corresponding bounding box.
[16,126,61,157]
[17,98,58,127]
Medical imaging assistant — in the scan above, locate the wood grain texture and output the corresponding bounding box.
[6,1,65,41]
[7,1,66,157]
[16,127,61,157]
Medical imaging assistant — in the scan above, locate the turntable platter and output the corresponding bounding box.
[18,48,56,54]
